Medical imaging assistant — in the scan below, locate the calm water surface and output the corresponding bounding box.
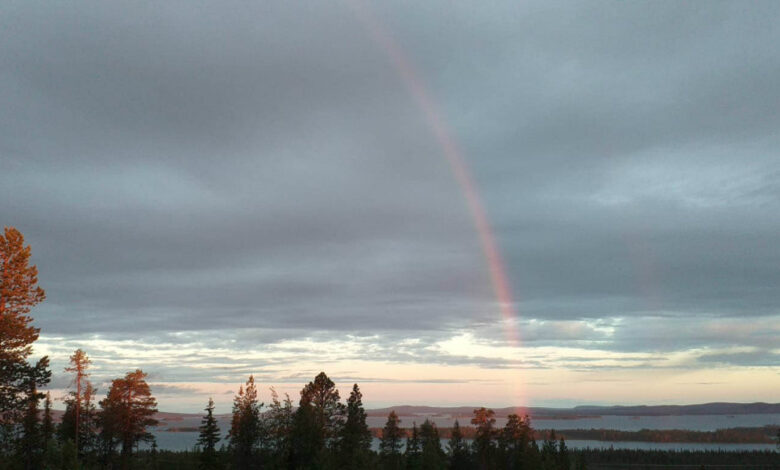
[145,432,778,453]
[146,413,780,452]
[366,413,780,432]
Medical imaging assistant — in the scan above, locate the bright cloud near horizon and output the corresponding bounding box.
[2,1,779,413]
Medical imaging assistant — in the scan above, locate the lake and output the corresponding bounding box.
[145,432,778,453]
[146,413,780,452]
[366,413,780,432]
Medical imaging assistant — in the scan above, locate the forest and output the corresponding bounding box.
[1,229,777,470]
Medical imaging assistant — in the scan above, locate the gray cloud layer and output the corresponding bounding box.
[2,1,778,375]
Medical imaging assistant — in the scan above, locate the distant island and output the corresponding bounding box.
[364,402,780,418]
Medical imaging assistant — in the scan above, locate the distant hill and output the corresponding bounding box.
[365,402,780,418]
[567,402,780,416]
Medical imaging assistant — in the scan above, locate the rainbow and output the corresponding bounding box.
[349,2,520,346]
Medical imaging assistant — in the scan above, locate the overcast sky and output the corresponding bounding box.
[1,0,778,412]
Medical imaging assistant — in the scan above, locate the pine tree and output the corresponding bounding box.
[61,374,98,461]
[337,384,372,469]
[301,371,344,445]
[471,407,496,470]
[380,411,404,470]
[197,397,221,469]
[228,376,262,470]
[80,382,98,460]
[0,227,46,365]
[447,420,470,470]
[64,348,92,457]
[500,414,532,469]
[290,394,320,469]
[0,227,50,453]
[98,369,158,469]
[290,371,344,468]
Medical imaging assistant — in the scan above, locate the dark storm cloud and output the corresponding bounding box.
[2,1,778,371]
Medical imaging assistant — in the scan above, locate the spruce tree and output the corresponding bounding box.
[41,392,54,446]
[541,430,558,470]
[419,419,445,469]
[557,437,571,470]
[447,420,470,470]
[404,422,421,470]
[19,375,43,470]
[266,387,294,466]
[228,376,262,469]
[41,391,55,467]
[337,384,372,469]
[290,397,319,469]
[380,411,404,470]
[197,397,221,469]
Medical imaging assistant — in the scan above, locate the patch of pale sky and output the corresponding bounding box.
[590,143,778,209]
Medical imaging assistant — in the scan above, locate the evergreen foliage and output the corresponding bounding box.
[290,371,344,469]
[498,413,535,469]
[41,392,53,443]
[379,411,404,470]
[447,420,471,470]
[64,348,92,458]
[0,228,50,461]
[18,375,43,470]
[470,407,496,470]
[266,387,294,467]
[197,397,221,469]
[419,419,446,470]
[540,430,559,470]
[404,423,421,470]
[228,375,263,470]
[98,369,159,469]
[337,384,372,469]
[3,226,743,470]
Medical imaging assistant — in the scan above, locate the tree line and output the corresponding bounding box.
[189,372,576,470]
[0,226,577,469]
[1,228,159,469]
[5,227,774,469]
[549,426,779,444]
